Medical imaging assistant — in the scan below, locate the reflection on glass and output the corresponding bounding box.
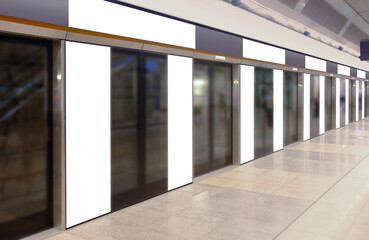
[254,68,273,158]
[111,49,167,211]
[366,82,369,118]
[310,75,319,138]
[358,81,362,119]
[193,60,232,177]
[0,36,52,240]
[325,77,333,131]
[340,79,346,127]
[350,80,355,122]
[283,71,298,146]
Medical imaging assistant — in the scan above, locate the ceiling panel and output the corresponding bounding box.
[344,0,369,12]
[302,0,332,23]
[360,12,369,24]
[342,23,369,45]
[323,7,348,34]
[278,0,299,9]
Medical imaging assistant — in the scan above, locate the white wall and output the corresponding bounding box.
[345,79,348,125]
[69,0,195,49]
[336,78,340,128]
[319,76,325,134]
[303,73,310,140]
[356,80,359,121]
[346,79,349,125]
[168,55,193,190]
[66,41,111,228]
[273,69,283,151]
[240,65,254,163]
[363,81,365,119]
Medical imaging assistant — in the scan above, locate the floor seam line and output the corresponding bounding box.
[272,140,369,239]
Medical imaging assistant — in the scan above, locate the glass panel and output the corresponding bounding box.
[283,71,298,146]
[366,82,369,118]
[325,77,332,131]
[359,81,362,119]
[254,67,273,158]
[144,55,168,185]
[193,60,232,177]
[310,75,319,138]
[111,49,167,211]
[340,79,346,127]
[0,36,52,240]
[350,80,355,122]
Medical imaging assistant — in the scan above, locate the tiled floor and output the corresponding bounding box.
[47,119,369,240]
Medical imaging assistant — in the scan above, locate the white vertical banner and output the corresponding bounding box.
[336,78,340,128]
[303,73,310,141]
[240,65,254,163]
[356,80,359,121]
[319,76,325,134]
[346,79,349,125]
[168,55,193,190]
[273,70,283,151]
[362,81,365,119]
[66,41,111,228]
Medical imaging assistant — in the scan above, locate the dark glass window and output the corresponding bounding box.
[350,80,355,123]
[283,71,298,146]
[0,35,52,240]
[340,79,346,127]
[310,75,320,138]
[111,49,167,211]
[366,82,369,118]
[359,81,363,119]
[254,67,273,158]
[325,77,333,131]
[193,60,232,177]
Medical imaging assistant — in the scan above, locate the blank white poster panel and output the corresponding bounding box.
[336,78,340,128]
[358,70,366,79]
[346,79,349,125]
[305,56,326,72]
[240,65,254,163]
[319,76,325,134]
[273,69,283,151]
[363,81,365,119]
[338,65,350,76]
[243,39,285,64]
[303,73,310,141]
[168,55,193,190]
[66,42,111,228]
[356,80,359,121]
[69,0,195,48]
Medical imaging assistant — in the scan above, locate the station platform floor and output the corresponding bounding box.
[47,119,369,240]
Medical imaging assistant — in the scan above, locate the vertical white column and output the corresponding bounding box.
[319,76,325,134]
[240,65,254,163]
[273,70,283,151]
[168,55,193,190]
[362,81,365,119]
[336,78,340,128]
[356,80,359,121]
[303,73,310,141]
[66,41,111,228]
[346,79,349,125]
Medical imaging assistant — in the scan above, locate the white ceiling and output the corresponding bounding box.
[345,0,369,23]
[227,0,369,57]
